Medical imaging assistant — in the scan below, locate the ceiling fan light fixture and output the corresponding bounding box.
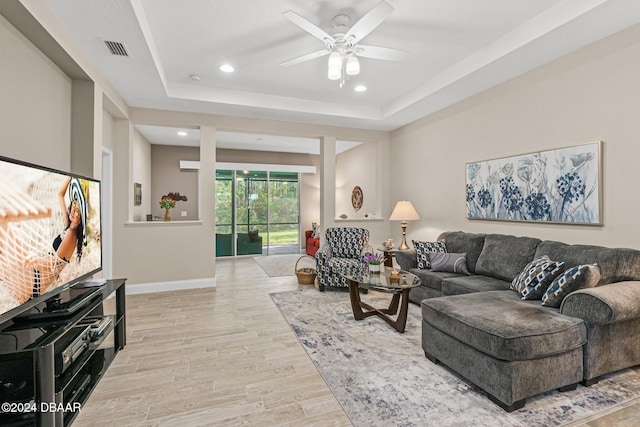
[346,56,360,75]
[328,51,342,80]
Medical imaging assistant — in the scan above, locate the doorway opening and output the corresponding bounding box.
[215,169,300,257]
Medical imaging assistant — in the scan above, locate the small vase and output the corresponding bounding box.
[164,208,171,222]
[368,264,380,274]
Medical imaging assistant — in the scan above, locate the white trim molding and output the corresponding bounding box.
[125,277,216,295]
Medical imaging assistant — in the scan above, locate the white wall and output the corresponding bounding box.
[0,14,71,170]
[391,24,640,250]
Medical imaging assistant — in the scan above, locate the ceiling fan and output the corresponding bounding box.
[280,0,408,86]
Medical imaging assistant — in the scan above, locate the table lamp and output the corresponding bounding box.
[389,200,421,250]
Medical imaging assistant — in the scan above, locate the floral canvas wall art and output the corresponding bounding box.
[465,142,602,224]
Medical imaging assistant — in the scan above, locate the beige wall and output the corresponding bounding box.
[217,148,315,166]
[150,145,199,221]
[336,142,380,220]
[132,129,151,221]
[0,14,71,170]
[391,24,640,250]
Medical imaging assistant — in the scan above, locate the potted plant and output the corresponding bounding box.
[363,252,385,274]
[159,197,176,221]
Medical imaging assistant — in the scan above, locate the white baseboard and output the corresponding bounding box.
[125,277,216,295]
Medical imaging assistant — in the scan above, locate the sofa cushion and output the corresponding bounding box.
[536,240,640,287]
[437,231,486,273]
[511,256,565,300]
[410,268,463,292]
[413,240,447,269]
[475,234,541,282]
[422,291,587,361]
[396,249,417,271]
[441,275,511,296]
[430,252,471,275]
[542,264,601,308]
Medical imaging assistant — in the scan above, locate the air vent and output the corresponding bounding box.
[104,40,129,57]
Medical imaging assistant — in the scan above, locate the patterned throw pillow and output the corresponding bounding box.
[511,256,548,293]
[541,264,601,308]
[430,252,471,275]
[519,258,565,300]
[413,240,447,269]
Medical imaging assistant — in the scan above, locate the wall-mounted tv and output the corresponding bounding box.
[0,156,102,325]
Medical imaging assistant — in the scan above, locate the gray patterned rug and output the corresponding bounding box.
[270,289,640,427]
[253,254,304,277]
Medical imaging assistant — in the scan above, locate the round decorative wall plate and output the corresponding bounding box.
[351,186,363,211]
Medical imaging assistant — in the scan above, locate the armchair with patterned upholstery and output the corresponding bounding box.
[315,227,370,291]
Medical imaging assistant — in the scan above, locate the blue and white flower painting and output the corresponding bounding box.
[465,142,601,224]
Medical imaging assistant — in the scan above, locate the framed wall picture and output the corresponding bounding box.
[351,186,363,211]
[134,182,142,206]
[465,141,602,225]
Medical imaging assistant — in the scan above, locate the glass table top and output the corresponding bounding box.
[340,267,421,290]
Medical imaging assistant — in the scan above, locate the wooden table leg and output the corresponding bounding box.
[384,254,393,268]
[348,279,411,333]
[348,279,366,320]
[393,289,411,333]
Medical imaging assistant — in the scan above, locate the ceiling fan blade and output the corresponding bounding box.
[283,10,335,43]
[356,45,408,61]
[344,0,394,43]
[280,49,330,67]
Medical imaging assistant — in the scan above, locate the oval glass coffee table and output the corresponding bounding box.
[340,268,421,333]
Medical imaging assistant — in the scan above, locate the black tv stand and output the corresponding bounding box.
[0,278,126,427]
[13,287,103,322]
[46,295,63,310]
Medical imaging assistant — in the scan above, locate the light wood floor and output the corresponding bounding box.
[74,258,640,426]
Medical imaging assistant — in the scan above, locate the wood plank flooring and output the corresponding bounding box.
[73,258,640,426]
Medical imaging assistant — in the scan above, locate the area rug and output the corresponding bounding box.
[270,289,640,427]
[254,254,311,277]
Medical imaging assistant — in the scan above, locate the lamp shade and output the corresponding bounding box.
[346,56,360,75]
[389,200,420,221]
[328,51,342,80]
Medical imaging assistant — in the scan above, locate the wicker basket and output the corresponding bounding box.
[295,255,317,285]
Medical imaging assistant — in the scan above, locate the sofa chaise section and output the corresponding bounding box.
[422,291,586,411]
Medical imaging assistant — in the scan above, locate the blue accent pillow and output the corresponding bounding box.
[519,257,565,300]
[413,240,447,269]
[541,264,600,308]
[511,256,549,293]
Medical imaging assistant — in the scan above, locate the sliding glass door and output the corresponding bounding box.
[215,169,299,257]
[268,172,299,254]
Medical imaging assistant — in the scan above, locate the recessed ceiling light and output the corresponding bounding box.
[354,85,367,92]
[177,131,187,136]
[220,64,234,73]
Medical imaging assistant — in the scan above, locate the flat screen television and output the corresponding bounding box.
[0,156,102,325]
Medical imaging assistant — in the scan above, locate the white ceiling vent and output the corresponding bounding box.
[104,40,129,57]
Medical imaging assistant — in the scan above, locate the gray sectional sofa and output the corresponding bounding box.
[396,231,640,411]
